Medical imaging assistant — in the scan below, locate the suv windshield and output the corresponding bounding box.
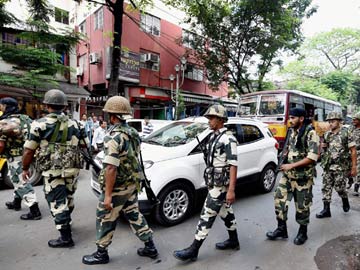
[143,121,208,147]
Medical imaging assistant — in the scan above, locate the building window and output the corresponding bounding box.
[140,13,160,36]
[140,51,160,71]
[2,32,27,45]
[55,7,69,25]
[182,30,196,49]
[79,21,86,34]
[94,8,103,30]
[185,64,203,81]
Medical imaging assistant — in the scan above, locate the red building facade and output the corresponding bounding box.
[77,5,231,119]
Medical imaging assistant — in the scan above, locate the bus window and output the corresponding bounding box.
[240,97,257,115]
[259,94,285,115]
[314,108,324,121]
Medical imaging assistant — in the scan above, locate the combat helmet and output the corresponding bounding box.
[326,111,342,121]
[204,104,228,121]
[103,96,132,120]
[353,112,360,120]
[43,89,68,106]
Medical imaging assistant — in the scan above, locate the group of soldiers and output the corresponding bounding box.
[2,89,360,265]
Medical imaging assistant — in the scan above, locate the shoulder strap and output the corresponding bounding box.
[208,130,227,166]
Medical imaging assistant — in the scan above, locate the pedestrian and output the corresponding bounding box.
[266,107,319,245]
[22,89,89,248]
[92,120,107,152]
[82,96,158,265]
[1,97,42,220]
[173,104,239,262]
[316,111,357,218]
[350,112,360,196]
[143,116,154,135]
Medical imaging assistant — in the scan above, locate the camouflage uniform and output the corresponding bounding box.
[349,126,360,190]
[96,123,153,248]
[274,125,319,225]
[321,126,355,202]
[24,113,88,230]
[1,114,38,207]
[194,127,238,241]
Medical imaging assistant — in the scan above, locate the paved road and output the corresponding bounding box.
[1,167,360,270]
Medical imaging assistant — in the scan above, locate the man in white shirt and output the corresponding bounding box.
[92,120,107,152]
[143,116,154,135]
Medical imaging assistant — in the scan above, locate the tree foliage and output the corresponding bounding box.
[164,0,316,94]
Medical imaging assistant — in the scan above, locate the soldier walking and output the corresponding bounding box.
[82,96,158,265]
[316,111,357,218]
[22,89,89,247]
[266,108,319,245]
[1,97,41,220]
[173,104,239,262]
[350,112,360,196]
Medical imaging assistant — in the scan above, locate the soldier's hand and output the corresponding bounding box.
[22,169,31,182]
[226,190,235,205]
[280,164,293,172]
[103,195,113,211]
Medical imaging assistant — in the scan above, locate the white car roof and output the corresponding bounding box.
[179,116,269,129]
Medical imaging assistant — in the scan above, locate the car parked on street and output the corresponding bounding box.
[91,117,278,226]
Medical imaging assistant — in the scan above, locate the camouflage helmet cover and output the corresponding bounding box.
[103,96,132,120]
[353,112,360,120]
[204,104,228,120]
[326,111,343,121]
[43,89,68,106]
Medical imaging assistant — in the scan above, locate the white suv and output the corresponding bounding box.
[91,117,278,226]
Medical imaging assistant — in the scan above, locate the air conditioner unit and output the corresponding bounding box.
[140,54,147,63]
[89,52,101,64]
[146,53,159,63]
[76,66,83,76]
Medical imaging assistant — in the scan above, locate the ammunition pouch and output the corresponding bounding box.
[204,166,230,187]
[35,143,84,172]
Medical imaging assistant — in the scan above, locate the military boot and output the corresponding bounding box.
[293,225,308,245]
[20,203,42,220]
[48,226,74,248]
[173,239,204,262]
[82,247,110,265]
[316,202,331,218]
[5,197,21,211]
[342,197,350,212]
[215,230,240,250]
[137,239,158,259]
[354,183,359,196]
[266,219,288,240]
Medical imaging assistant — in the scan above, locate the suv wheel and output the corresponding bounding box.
[3,163,42,188]
[258,164,276,193]
[154,182,194,226]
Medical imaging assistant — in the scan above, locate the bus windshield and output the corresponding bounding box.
[239,97,257,115]
[259,94,286,115]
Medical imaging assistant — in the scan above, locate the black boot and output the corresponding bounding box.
[342,197,350,212]
[316,202,331,218]
[20,203,42,220]
[173,239,204,261]
[293,225,308,245]
[137,239,158,259]
[5,197,21,211]
[48,227,74,248]
[215,230,240,250]
[354,184,359,196]
[266,219,288,240]
[82,247,110,265]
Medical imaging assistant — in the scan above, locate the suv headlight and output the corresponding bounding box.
[143,160,154,169]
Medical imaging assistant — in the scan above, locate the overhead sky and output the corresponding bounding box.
[302,0,360,37]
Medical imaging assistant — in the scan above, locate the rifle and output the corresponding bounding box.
[196,136,208,166]
[276,128,292,172]
[79,147,102,174]
[139,150,160,206]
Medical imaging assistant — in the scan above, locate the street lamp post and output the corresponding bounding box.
[173,57,187,120]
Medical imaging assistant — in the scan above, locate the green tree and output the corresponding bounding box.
[164,0,316,94]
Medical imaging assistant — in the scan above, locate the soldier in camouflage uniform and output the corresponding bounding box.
[22,89,89,248]
[350,112,360,196]
[173,104,239,262]
[266,108,319,245]
[316,111,357,218]
[82,96,158,265]
[1,97,41,220]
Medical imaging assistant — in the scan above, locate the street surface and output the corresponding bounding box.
[1,166,360,270]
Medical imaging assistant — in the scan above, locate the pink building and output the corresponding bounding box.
[76,4,232,119]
